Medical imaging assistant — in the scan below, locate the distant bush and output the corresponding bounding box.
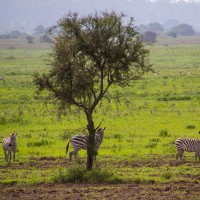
[23,133,32,139]
[148,22,164,33]
[159,129,171,137]
[157,95,191,101]
[113,133,122,139]
[0,30,22,39]
[167,31,177,38]
[146,138,159,148]
[169,24,195,36]
[186,124,196,129]
[27,139,53,147]
[40,35,52,43]
[143,31,156,43]
[33,25,46,35]
[8,46,16,49]
[26,35,34,43]
[6,55,15,60]
[162,172,173,180]
[146,141,157,148]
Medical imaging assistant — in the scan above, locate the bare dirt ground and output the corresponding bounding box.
[1,182,200,200]
[1,156,200,200]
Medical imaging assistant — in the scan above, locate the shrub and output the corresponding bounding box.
[145,138,160,149]
[162,172,173,180]
[169,24,195,36]
[51,166,122,184]
[186,124,196,129]
[157,95,191,101]
[143,31,156,43]
[23,133,32,138]
[113,133,122,139]
[6,55,15,60]
[159,129,171,137]
[26,35,34,43]
[27,139,53,147]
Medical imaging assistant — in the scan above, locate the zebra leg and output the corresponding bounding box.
[179,150,184,160]
[196,152,200,160]
[176,151,179,160]
[4,149,8,161]
[176,150,183,160]
[13,151,16,162]
[9,151,12,162]
[69,149,79,161]
[69,151,74,161]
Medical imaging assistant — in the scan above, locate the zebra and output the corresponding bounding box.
[1,133,17,162]
[175,138,200,160]
[66,128,105,161]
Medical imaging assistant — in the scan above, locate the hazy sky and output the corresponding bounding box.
[151,0,200,1]
[1,0,200,33]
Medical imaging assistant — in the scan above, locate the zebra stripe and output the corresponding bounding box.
[175,138,200,160]
[1,133,17,162]
[66,128,105,161]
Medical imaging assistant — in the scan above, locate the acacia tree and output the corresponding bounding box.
[34,11,152,170]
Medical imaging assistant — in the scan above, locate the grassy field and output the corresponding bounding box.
[0,36,200,199]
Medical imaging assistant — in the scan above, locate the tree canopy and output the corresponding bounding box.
[34,11,152,170]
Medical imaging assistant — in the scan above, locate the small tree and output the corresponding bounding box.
[148,22,164,33]
[33,11,152,170]
[34,25,46,35]
[143,31,156,43]
[26,35,34,43]
[170,24,195,36]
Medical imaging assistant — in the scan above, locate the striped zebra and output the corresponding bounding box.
[1,133,17,162]
[66,128,105,161]
[175,138,200,160]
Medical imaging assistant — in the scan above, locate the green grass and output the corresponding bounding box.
[0,36,200,185]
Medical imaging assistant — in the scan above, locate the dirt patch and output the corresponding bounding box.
[1,182,200,200]
[1,156,200,199]
[1,155,200,171]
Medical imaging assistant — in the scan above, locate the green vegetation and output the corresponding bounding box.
[0,36,200,185]
[50,166,122,184]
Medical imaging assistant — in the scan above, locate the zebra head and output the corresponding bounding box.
[96,127,105,141]
[10,133,17,143]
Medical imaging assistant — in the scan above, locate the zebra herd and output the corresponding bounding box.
[0,128,105,162]
[1,129,200,162]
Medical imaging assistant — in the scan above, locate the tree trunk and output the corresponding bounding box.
[86,111,95,170]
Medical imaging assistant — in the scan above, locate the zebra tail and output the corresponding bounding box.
[66,141,70,154]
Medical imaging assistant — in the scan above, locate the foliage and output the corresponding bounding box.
[50,166,122,183]
[33,25,46,35]
[27,139,53,147]
[143,31,156,43]
[33,11,152,170]
[159,129,171,137]
[186,124,196,129]
[26,35,34,44]
[40,35,52,43]
[169,24,195,36]
[0,31,23,39]
[148,22,164,33]
[167,31,177,38]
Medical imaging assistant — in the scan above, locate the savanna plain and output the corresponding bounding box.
[0,36,200,199]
